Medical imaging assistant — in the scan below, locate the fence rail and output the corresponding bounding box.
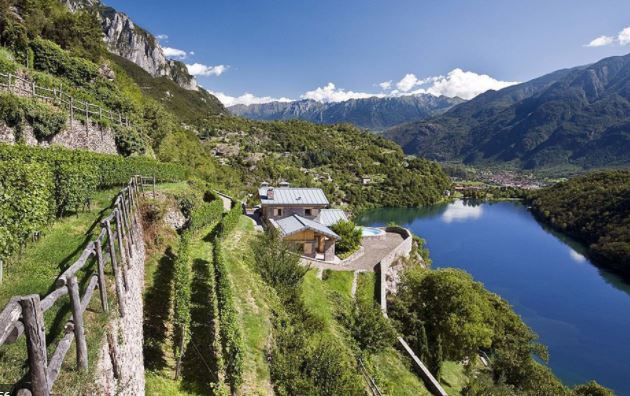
[0,71,131,129]
[0,175,155,396]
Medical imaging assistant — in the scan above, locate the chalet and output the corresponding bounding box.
[259,184,348,261]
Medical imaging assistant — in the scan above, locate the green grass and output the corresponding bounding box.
[356,271,376,303]
[221,216,275,395]
[439,361,467,395]
[366,348,431,396]
[301,269,337,327]
[322,270,354,300]
[0,187,121,392]
[146,371,197,396]
[154,181,192,196]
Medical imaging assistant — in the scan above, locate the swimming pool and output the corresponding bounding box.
[359,226,385,237]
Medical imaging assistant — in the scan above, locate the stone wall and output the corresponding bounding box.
[378,226,412,312]
[0,119,117,154]
[94,219,145,395]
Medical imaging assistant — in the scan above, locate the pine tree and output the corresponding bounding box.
[418,322,430,364]
[430,334,443,379]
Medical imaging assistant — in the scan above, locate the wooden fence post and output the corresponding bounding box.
[20,295,51,396]
[94,240,109,313]
[103,220,126,315]
[120,197,134,254]
[67,276,88,370]
[115,209,131,285]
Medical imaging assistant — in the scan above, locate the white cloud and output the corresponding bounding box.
[186,63,229,76]
[379,80,392,90]
[585,35,615,47]
[396,73,420,92]
[585,26,630,47]
[211,91,292,107]
[568,248,587,263]
[156,34,169,40]
[163,47,187,60]
[300,82,381,102]
[619,27,630,45]
[420,68,518,100]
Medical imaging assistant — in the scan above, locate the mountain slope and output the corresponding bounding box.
[385,54,630,169]
[62,0,199,91]
[230,94,464,130]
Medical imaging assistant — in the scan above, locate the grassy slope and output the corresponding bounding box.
[109,53,226,125]
[0,188,121,393]
[302,268,431,396]
[221,216,275,395]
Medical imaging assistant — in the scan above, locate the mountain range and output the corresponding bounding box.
[229,94,464,131]
[385,53,630,170]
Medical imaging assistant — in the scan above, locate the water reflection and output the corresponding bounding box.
[441,200,484,223]
[568,248,587,263]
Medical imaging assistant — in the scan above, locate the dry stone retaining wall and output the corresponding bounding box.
[94,219,146,395]
[0,119,117,154]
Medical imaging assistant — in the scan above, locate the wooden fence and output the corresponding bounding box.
[0,71,131,129]
[0,175,154,396]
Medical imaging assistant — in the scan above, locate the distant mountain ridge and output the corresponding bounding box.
[229,94,464,130]
[385,53,630,169]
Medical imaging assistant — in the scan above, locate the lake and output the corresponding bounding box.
[356,200,630,395]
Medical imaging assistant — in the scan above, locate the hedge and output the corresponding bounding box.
[216,203,242,239]
[0,160,54,258]
[173,231,192,370]
[213,239,243,391]
[0,143,187,260]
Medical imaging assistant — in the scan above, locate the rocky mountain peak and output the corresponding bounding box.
[62,0,198,91]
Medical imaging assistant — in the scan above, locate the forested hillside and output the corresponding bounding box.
[386,54,630,170]
[529,170,630,278]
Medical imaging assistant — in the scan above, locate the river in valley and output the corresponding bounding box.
[355,200,630,395]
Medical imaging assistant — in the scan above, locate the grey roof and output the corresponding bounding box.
[315,209,348,227]
[259,187,329,206]
[272,215,339,239]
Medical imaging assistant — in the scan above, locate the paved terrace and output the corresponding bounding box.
[302,232,405,271]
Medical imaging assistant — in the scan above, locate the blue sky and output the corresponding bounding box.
[106,0,630,106]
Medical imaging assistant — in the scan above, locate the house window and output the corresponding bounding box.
[274,208,283,216]
[305,208,312,216]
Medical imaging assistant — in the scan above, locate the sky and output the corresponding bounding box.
[106,0,630,106]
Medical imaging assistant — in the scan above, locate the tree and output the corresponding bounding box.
[430,334,443,378]
[330,220,362,255]
[343,299,396,354]
[253,228,308,297]
[572,381,615,396]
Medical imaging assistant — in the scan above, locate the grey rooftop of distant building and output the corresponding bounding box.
[271,215,339,239]
[259,187,329,206]
[315,209,348,227]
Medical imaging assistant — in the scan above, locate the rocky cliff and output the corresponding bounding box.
[62,0,198,91]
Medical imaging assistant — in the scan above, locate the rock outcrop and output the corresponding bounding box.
[62,0,199,91]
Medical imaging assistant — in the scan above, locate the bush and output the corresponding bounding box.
[0,160,53,259]
[330,220,362,255]
[213,239,244,390]
[25,100,67,139]
[30,38,99,85]
[173,232,192,369]
[340,299,397,354]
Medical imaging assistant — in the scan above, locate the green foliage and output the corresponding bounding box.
[0,93,67,140]
[0,143,186,259]
[114,125,146,156]
[340,298,396,354]
[30,38,98,85]
[572,381,615,396]
[217,204,242,238]
[252,228,308,297]
[188,199,223,232]
[0,160,53,258]
[201,117,451,209]
[390,266,567,394]
[530,170,630,278]
[412,235,432,266]
[213,239,244,391]
[330,220,361,255]
[173,231,192,364]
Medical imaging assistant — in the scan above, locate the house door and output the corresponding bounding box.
[304,242,313,255]
[318,236,325,253]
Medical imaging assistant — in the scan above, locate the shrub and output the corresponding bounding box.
[173,232,192,372]
[25,100,67,139]
[30,38,99,85]
[330,220,362,255]
[340,299,397,354]
[0,160,53,259]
